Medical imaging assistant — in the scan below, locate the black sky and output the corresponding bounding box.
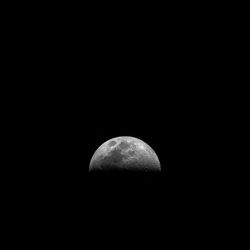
[34,44,209,214]
[11,3,230,246]
[21,17,220,244]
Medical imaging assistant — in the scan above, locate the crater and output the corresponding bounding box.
[119,141,130,150]
[108,140,117,147]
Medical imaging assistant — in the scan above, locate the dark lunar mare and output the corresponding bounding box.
[99,147,124,168]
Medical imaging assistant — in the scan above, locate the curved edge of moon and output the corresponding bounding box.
[89,136,161,172]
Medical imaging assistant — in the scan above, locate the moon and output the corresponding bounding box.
[89,136,161,172]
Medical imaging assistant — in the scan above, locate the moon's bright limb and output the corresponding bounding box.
[89,136,161,172]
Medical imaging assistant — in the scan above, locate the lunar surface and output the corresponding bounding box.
[89,136,161,172]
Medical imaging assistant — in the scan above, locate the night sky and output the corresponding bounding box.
[16,5,223,245]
